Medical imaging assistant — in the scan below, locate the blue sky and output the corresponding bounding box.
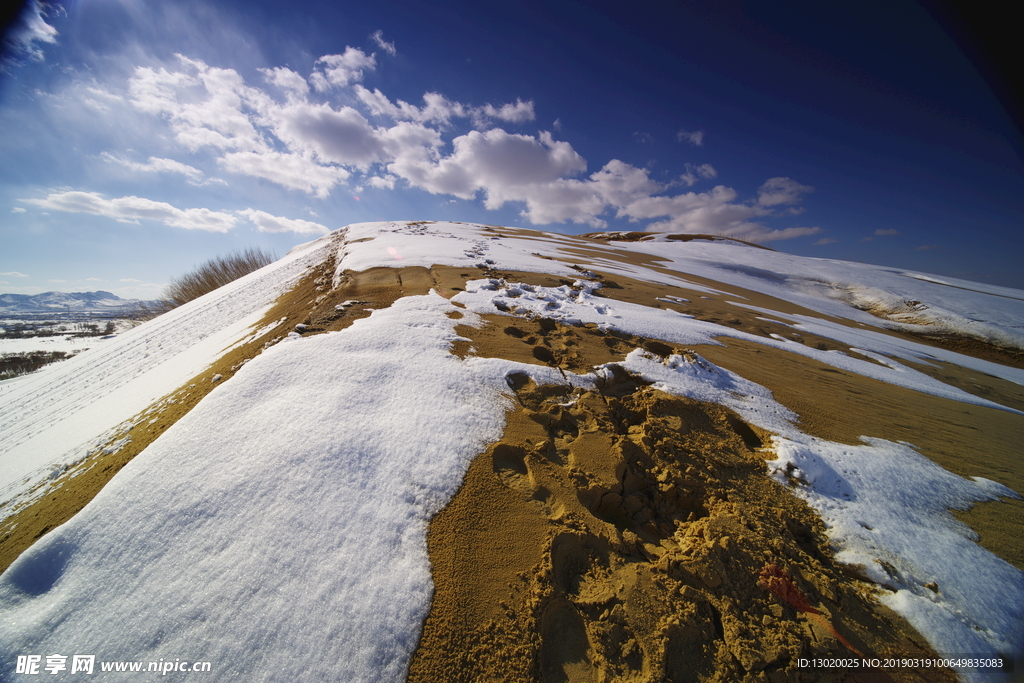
[1,0,1022,299]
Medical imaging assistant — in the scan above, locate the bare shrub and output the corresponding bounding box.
[0,350,78,379]
[135,247,277,319]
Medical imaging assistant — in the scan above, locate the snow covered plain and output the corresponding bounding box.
[1,221,1022,681]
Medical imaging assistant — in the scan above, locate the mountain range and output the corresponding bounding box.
[0,290,153,313]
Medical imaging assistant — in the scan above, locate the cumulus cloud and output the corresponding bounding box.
[108,52,819,241]
[238,209,329,235]
[679,163,717,187]
[310,48,376,91]
[259,67,309,97]
[367,175,398,189]
[129,58,265,153]
[1,271,29,277]
[371,30,396,56]
[392,128,587,206]
[477,98,535,124]
[589,160,665,207]
[677,129,704,146]
[2,0,58,64]
[353,85,532,128]
[21,191,238,232]
[875,228,900,236]
[623,175,818,241]
[218,151,349,197]
[626,186,766,233]
[756,177,813,207]
[272,103,385,167]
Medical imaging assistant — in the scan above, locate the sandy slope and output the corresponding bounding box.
[1,221,1021,682]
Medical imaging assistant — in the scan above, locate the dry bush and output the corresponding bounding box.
[136,247,277,318]
[0,350,78,379]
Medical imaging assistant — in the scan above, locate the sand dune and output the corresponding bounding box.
[1,222,1021,682]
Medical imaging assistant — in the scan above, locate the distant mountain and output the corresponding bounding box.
[0,290,153,313]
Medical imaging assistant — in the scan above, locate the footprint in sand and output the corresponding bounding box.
[491,443,536,496]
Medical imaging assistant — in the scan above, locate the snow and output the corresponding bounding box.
[334,220,1024,353]
[455,278,1024,410]
[0,236,332,506]
[592,237,1024,349]
[0,292,572,682]
[613,349,1024,681]
[2,221,1022,681]
[0,335,102,356]
[765,437,1023,673]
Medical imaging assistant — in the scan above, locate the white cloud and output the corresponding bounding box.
[272,103,385,167]
[627,185,769,233]
[83,87,124,111]
[391,128,587,205]
[354,86,532,128]
[478,99,535,124]
[679,163,717,187]
[814,237,838,246]
[129,57,266,153]
[218,151,349,197]
[86,277,103,281]
[875,228,900,236]
[21,191,238,232]
[259,67,309,97]
[11,207,27,213]
[371,30,396,56]
[111,53,819,242]
[48,279,66,283]
[367,175,398,189]
[353,86,419,121]
[751,226,822,242]
[1,271,29,277]
[589,160,664,207]
[503,179,608,227]
[677,129,704,146]
[101,153,206,184]
[621,181,820,242]
[757,177,813,207]
[120,278,141,282]
[238,209,329,235]
[310,48,376,91]
[915,244,938,251]
[3,0,58,63]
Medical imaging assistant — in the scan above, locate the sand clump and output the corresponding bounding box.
[409,315,956,683]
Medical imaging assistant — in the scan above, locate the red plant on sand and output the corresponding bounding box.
[758,563,863,656]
